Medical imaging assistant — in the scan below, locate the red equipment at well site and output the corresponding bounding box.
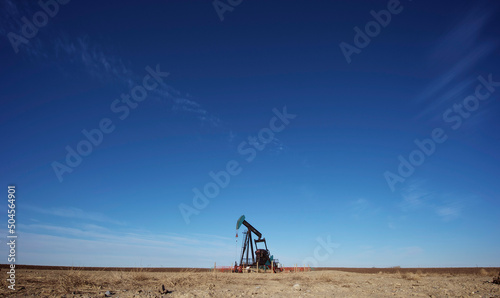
[233,215,282,273]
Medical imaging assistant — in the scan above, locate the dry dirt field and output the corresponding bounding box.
[1,266,499,297]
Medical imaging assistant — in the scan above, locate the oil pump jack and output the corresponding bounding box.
[234,215,282,273]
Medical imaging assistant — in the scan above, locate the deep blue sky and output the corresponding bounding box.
[1,0,499,267]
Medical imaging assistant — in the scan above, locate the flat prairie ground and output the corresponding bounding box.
[1,267,499,297]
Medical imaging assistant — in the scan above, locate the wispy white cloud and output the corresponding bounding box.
[267,138,288,155]
[172,98,205,114]
[415,77,476,121]
[0,0,223,129]
[172,97,222,127]
[18,219,234,248]
[9,223,236,267]
[430,7,495,63]
[8,230,235,267]
[53,36,134,85]
[436,205,461,222]
[0,0,47,58]
[351,198,369,210]
[416,44,494,105]
[25,206,126,225]
[53,36,225,129]
[399,180,430,211]
[415,7,498,119]
[350,198,381,219]
[192,233,233,241]
[398,180,464,222]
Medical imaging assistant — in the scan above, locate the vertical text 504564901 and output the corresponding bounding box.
[7,185,16,291]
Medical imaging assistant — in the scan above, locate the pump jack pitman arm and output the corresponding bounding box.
[236,215,262,239]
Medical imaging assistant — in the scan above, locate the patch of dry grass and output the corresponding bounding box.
[400,272,421,281]
[415,269,426,277]
[163,272,202,288]
[181,267,199,273]
[3,267,500,297]
[316,272,337,283]
[392,270,422,281]
[57,268,101,293]
[479,268,490,276]
[493,272,500,284]
[129,268,150,282]
[55,268,166,294]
